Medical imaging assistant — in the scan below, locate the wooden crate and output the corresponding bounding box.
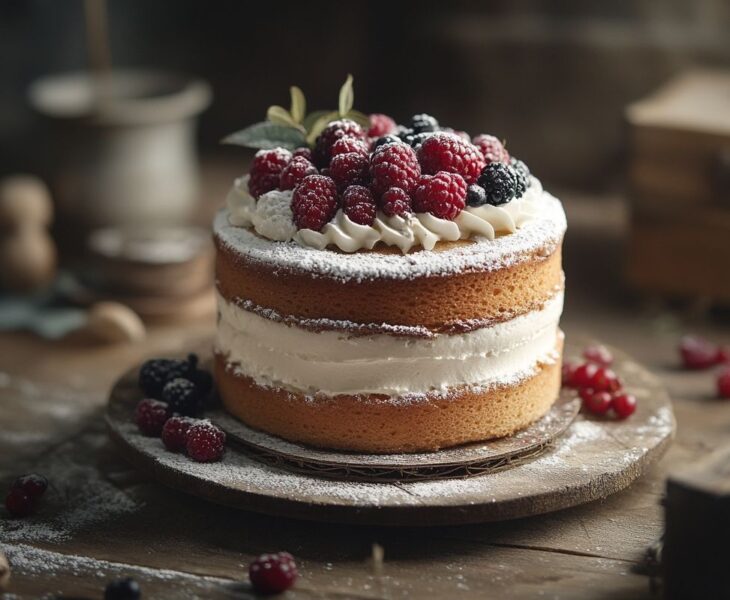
[625,69,730,303]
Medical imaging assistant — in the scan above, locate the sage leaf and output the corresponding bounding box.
[305,111,340,146]
[345,109,370,129]
[222,122,306,150]
[338,74,354,117]
[289,86,306,124]
[266,105,302,130]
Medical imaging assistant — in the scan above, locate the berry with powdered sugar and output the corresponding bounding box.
[279,156,317,191]
[292,147,312,160]
[249,552,298,594]
[134,398,171,436]
[380,187,412,217]
[291,174,339,231]
[413,172,467,220]
[417,133,485,185]
[372,134,401,151]
[162,378,203,416]
[342,185,377,226]
[138,355,195,398]
[313,119,366,167]
[472,134,509,164]
[369,142,421,197]
[331,137,369,158]
[186,421,226,462]
[477,162,518,206]
[161,416,197,453]
[329,152,370,190]
[367,113,397,138]
[248,148,292,198]
[409,113,439,133]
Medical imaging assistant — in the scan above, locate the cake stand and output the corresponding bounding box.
[106,342,675,526]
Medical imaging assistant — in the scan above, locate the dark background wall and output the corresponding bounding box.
[1,0,729,189]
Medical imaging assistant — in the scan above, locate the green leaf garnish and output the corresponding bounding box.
[306,111,339,146]
[289,86,306,124]
[222,122,306,150]
[338,74,354,117]
[343,109,369,128]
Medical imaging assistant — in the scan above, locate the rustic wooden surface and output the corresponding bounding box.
[2,160,730,598]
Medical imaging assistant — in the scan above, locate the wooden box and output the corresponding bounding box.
[625,69,730,303]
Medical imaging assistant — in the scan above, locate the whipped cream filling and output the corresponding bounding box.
[215,291,563,398]
[226,175,544,254]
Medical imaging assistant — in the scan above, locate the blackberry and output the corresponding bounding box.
[409,113,439,134]
[138,355,197,398]
[466,184,487,207]
[105,578,141,600]
[401,131,434,148]
[162,378,203,416]
[476,163,518,206]
[510,157,531,197]
[189,368,213,397]
[396,127,413,141]
[372,135,401,150]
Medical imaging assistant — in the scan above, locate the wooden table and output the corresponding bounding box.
[2,164,729,599]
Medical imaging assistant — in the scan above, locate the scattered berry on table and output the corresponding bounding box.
[313,119,366,167]
[292,147,312,161]
[249,148,292,198]
[5,488,34,517]
[342,185,377,226]
[367,113,397,138]
[329,152,370,190]
[580,389,613,415]
[466,184,487,207]
[138,356,193,398]
[11,474,48,498]
[679,336,719,370]
[331,137,369,158]
[380,187,412,217]
[162,378,202,417]
[416,133,485,185]
[104,577,141,600]
[561,361,580,387]
[249,552,298,595]
[279,156,317,191]
[612,393,638,419]
[409,113,439,134]
[186,421,226,462]
[291,174,339,231]
[369,142,421,197]
[583,344,613,367]
[161,416,197,453]
[717,346,730,364]
[472,134,509,164]
[413,172,467,220]
[717,369,730,399]
[571,363,598,389]
[588,367,622,393]
[134,399,172,436]
[188,367,213,399]
[372,135,401,151]
[477,162,518,206]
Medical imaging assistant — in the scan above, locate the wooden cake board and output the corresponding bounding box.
[106,342,675,526]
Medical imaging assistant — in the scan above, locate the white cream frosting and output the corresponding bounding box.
[226,174,544,254]
[215,291,564,399]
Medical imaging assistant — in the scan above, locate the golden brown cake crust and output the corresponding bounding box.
[214,336,562,453]
[215,236,563,333]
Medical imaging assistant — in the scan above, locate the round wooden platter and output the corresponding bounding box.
[106,342,675,526]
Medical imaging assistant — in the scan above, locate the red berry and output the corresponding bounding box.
[5,488,34,517]
[718,346,730,364]
[583,344,613,367]
[249,148,292,198]
[413,172,467,220]
[580,389,613,415]
[331,137,369,158]
[292,147,312,160]
[717,369,730,399]
[380,187,412,217]
[329,152,369,190]
[314,119,366,167]
[416,133,485,185]
[572,363,598,389]
[12,474,48,498]
[562,361,579,388]
[161,416,196,453]
[679,336,719,370]
[134,399,172,437]
[612,393,637,419]
[342,185,377,226]
[369,142,421,197]
[472,134,510,164]
[367,113,397,138]
[186,421,226,462]
[589,367,622,393]
[249,552,298,595]
[279,156,317,191]
[291,175,339,231]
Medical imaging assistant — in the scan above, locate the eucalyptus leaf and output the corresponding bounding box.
[289,86,306,124]
[345,109,370,129]
[302,110,334,132]
[266,105,302,130]
[338,74,354,117]
[223,122,306,150]
[306,111,340,146]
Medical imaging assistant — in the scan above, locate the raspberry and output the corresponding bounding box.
[161,416,196,452]
[580,388,613,415]
[380,187,412,217]
[416,133,485,185]
[562,361,579,387]
[105,578,141,600]
[249,552,298,594]
[331,137,369,158]
[186,421,226,462]
[249,148,292,198]
[466,184,487,207]
[314,119,366,167]
[279,156,317,191]
[12,474,48,498]
[717,369,730,399]
[372,135,401,151]
[138,356,195,398]
[413,172,467,220]
[612,393,638,419]
[571,363,598,389]
[511,157,531,196]
[162,378,202,416]
[409,113,439,133]
[589,367,622,393]
[292,147,312,160]
[342,185,377,226]
[5,488,34,517]
[367,113,397,138]
[369,142,421,197]
[329,152,369,190]
[472,134,509,164]
[583,344,613,367]
[477,163,518,206]
[291,175,339,231]
[717,346,730,364]
[134,399,172,436]
[679,336,719,370]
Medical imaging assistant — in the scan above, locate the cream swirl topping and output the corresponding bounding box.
[226,174,544,254]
